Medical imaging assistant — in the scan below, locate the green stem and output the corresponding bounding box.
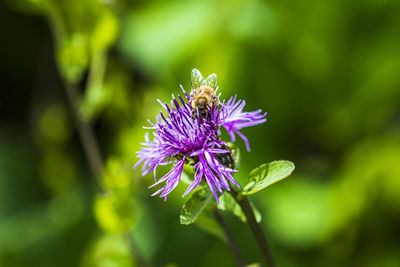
[63,81,148,267]
[64,82,105,192]
[213,209,247,267]
[229,189,275,267]
[49,2,144,264]
[123,233,149,267]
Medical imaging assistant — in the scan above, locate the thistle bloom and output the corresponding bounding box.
[134,87,266,201]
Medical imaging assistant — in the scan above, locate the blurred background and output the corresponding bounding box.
[1,0,400,266]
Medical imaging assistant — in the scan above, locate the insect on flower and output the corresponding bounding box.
[134,69,267,202]
[190,69,220,120]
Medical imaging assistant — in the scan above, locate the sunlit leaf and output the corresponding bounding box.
[218,193,261,223]
[180,187,213,225]
[242,160,295,195]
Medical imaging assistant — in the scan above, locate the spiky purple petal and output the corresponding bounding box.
[134,88,266,201]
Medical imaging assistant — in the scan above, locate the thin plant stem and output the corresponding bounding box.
[229,189,275,267]
[213,209,247,267]
[48,4,146,264]
[63,80,149,267]
[123,233,149,267]
[63,82,105,193]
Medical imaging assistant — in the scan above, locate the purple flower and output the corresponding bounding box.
[220,95,267,151]
[134,87,266,201]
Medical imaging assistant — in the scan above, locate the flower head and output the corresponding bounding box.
[134,77,266,202]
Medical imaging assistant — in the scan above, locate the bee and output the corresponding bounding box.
[190,69,220,120]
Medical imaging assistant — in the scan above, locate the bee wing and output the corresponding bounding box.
[202,73,218,89]
[191,68,203,89]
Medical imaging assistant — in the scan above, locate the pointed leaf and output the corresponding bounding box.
[202,73,218,89]
[180,187,213,225]
[191,68,203,89]
[242,160,295,195]
[218,193,261,223]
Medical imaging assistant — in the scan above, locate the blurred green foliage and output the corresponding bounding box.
[1,0,400,266]
[95,157,138,234]
[82,234,135,267]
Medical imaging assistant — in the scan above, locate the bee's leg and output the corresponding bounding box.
[212,96,219,106]
[191,109,197,119]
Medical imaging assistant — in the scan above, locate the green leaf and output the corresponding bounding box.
[218,193,262,223]
[242,160,295,195]
[191,68,203,89]
[180,187,213,225]
[195,212,227,243]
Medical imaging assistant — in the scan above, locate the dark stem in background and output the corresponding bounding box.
[63,81,149,267]
[63,82,105,193]
[229,189,275,267]
[123,233,149,267]
[213,209,247,267]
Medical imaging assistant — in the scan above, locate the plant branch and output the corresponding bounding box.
[64,82,105,192]
[213,209,247,267]
[229,189,275,267]
[63,80,148,267]
[123,233,149,267]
